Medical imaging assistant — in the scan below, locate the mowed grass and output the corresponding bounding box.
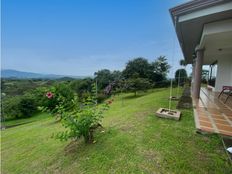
[1,88,231,174]
[2,113,50,128]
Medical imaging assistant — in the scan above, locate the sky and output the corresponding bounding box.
[2,0,190,77]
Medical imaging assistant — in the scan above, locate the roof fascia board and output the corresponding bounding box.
[170,0,226,17]
[178,1,232,22]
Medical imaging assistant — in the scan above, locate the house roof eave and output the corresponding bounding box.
[169,0,231,64]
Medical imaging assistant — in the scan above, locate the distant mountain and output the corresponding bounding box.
[1,69,89,79]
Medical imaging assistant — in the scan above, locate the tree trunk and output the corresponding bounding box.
[84,130,94,144]
[84,124,102,144]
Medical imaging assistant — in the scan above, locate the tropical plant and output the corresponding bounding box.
[179,59,187,67]
[150,56,170,83]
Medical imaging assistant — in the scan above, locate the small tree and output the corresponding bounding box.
[124,78,151,96]
[122,57,151,79]
[175,69,187,86]
[111,70,122,81]
[121,56,170,87]
[179,59,188,85]
[94,69,113,90]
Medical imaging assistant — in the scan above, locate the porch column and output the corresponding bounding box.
[193,48,204,99]
[191,59,196,94]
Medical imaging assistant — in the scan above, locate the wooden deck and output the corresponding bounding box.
[193,87,232,137]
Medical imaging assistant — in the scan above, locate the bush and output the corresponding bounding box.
[37,83,75,116]
[2,94,37,120]
[175,69,187,86]
[18,95,37,118]
[154,79,171,88]
[70,78,93,100]
[97,92,108,103]
[2,96,22,120]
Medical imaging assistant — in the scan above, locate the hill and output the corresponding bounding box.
[1,69,89,79]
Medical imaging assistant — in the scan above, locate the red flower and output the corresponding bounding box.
[46,92,53,99]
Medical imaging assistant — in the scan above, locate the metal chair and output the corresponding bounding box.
[218,86,232,103]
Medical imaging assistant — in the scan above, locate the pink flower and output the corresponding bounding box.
[46,92,53,99]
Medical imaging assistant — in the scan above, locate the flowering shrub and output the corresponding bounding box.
[46,92,53,99]
[43,84,111,144]
[104,81,116,95]
[38,84,75,119]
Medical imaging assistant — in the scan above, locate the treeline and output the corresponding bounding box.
[1,56,188,120]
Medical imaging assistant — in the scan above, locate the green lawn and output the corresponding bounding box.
[1,88,231,174]
[2,113,50,128]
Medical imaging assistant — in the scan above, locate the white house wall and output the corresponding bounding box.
[215,56,232,92]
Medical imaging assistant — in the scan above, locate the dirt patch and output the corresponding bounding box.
[119,124,135,132]
[64,126,105,155]
[45,119,60,126]
[64,140,84,155]
[123,92,150,100]
[135,110,154,122]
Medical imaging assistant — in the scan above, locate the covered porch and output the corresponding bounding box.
[193,87,232,137]
[170,0,232,136]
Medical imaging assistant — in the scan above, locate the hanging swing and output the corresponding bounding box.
[156,76,181,120]
[169,68,181,101]
[156,16,181,121]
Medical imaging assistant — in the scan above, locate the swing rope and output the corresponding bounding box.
[168,16,177,111]
[177,67,181,99]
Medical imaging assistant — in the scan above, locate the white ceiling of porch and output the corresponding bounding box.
[200,19,232,65]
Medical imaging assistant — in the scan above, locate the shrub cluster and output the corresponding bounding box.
[1,82,75,120]
[2,94,37,119]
